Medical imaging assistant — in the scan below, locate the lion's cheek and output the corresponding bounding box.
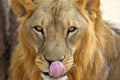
[35,63,49,72]
[63,55,74,72]
[35,56,49,72]
[63,62,73,72]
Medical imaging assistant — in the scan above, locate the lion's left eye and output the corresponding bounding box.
[68,26,77,33]
[32,26,44,35]
[33,26,43,32]
[32,26,44,34]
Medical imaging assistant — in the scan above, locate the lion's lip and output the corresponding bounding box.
[43,72,49,76]
[42,72,67,78]
[39,61,67,78]
[41,73,68,80]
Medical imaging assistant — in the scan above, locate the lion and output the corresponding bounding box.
[10,0,120,80]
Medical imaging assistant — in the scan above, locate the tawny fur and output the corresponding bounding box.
[10,0,120,80]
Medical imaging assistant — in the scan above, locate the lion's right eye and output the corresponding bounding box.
[67,26,77,34]
[32,26,44,34]
[33,26,43,32]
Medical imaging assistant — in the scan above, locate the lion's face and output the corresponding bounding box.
[18,0,92,79]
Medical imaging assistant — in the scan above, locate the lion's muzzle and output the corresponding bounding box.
[35,54,73,78]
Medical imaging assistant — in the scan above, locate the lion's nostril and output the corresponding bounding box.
[44,56,64,65]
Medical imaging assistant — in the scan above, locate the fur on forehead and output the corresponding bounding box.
[10,0,100,23]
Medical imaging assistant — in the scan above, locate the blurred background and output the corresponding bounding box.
[0,0,120,80]
[101,0,120,28]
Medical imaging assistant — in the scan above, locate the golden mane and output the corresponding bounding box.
[10,0,120,80]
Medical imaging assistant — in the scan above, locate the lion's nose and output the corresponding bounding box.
[44,55,65,65]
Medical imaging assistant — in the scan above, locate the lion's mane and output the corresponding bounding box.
[10,0,120,80]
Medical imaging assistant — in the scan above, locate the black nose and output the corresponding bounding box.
[44,56,64,65]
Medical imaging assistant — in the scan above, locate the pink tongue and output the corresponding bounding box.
[49,61,66,78]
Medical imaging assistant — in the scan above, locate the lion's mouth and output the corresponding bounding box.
[41,61,67,79]
[41,72,68,80]
[42,72,67,77]
[42,61,67,78]
[35,55,73,79]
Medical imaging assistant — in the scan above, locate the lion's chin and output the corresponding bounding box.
[41,73,68,80]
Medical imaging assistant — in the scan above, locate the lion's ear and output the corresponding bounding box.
[86,0,100,12]
[10,0,40,17]
[75,0,100,21]
[86,0,100,20]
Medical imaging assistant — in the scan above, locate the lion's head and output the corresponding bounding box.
[10,0,106,80]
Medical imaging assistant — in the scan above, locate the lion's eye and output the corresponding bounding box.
[33,26,43,33]
[68,26,77,33]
